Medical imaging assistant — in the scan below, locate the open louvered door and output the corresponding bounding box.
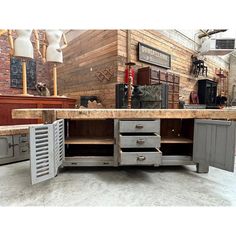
[30,120,65,185]
[30,124,54,184]
[53,119,65,175]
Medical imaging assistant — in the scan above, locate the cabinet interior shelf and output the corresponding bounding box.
[65,137,114,145]
[161,137,193,144]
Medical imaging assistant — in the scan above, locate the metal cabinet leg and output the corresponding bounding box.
[196,163,209,173]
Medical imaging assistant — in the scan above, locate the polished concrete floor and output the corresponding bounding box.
[0,161,236,206]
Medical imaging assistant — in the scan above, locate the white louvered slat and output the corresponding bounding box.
[30,124,55,184]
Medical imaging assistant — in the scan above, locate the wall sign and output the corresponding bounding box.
[10,57,36,89]
[138,42,171,69]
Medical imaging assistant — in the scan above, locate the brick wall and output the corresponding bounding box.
[0,30,51,95]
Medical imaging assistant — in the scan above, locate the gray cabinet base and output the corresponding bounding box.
[63,156,114,167]
[196,163,209,173]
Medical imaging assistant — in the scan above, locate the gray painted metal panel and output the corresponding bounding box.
[193,119,235,172]
[13,134,29,161]
[30,124,55,184]
[119,120,160,133]
[113,119,119,166]
[161,156,194,166]
[120,148,162,165]
[119,134,160,148]
[0,136,14,159]
[63,156,114,167]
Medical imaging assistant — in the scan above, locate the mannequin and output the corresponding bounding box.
[42,30,67,96]
[8,30,41,95]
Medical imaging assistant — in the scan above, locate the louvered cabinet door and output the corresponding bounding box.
[30,124,55,184]
[53,119,65,174]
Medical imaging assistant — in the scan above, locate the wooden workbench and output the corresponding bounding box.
[12,108,236,120]
[10,108,236,185]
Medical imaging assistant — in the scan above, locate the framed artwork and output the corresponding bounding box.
[10,57,36,89]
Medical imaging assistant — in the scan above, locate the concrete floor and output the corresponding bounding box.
[0,161,236,206]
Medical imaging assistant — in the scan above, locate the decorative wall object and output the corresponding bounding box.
[95,65,115,82]
[215,68,228,78]
[190,55,207,77]
[10,57,36,89]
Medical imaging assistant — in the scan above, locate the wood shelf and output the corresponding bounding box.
[161,137,193,144]
[65,137,114,145]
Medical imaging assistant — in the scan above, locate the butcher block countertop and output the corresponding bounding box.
[0,124,42,136]
[11,108,236,120]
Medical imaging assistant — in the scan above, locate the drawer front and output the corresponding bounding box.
[160,71,167,82]
[173,75,180,84]
[150,79,160,85]
[173,85,179,93]
[0,136,14,159]
[151,70,160,79]
[119,120,160,133]
[120,149,162,165]
[167,73,174,83]
[119,134,160,148]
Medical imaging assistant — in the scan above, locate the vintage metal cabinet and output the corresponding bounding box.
[0,134,29,165]
[27,116,236,185]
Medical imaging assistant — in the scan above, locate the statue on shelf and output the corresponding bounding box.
[35,82,50,96]
[42,30,68,96]
[8,30,41,95]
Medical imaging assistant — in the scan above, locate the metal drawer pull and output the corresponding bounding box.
[135,124,144,129]
[8,143,18,148]
[137,156,146,161]
[136,139,145,144]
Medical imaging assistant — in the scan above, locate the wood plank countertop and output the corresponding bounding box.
[0,124,42,136]
[11,108,236,120]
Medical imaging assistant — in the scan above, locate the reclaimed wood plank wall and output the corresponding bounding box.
[58,30,229,107]
[117,30,229,103]
[57,30,118,108]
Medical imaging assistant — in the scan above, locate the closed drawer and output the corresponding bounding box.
[150,79,160,85]
[160,71,167,82]
[173,75,180,84]
[167,73,174,82]
[151,70,160,79]
[119,120,160,133]
[0,136,14,159]
[119,133,160,148]
[173,85,179,93]
[120,148,162,165]
[19,135,28,143]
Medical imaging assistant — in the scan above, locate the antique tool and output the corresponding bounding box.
[125,62,136,109]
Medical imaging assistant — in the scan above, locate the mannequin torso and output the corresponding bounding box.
[14,30,34,59]
[46,30,63,63]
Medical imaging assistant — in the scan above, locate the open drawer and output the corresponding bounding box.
[119,133,160,148]
[119,148,162,166]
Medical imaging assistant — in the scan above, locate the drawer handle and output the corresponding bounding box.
[135,124,144,129]
[136,139,145,144]
[137,156,146,161]
[8,143,18,148]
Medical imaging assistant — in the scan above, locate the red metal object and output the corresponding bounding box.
[125,67,135,84]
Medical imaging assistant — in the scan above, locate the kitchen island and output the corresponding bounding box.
[12,108,236,184]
